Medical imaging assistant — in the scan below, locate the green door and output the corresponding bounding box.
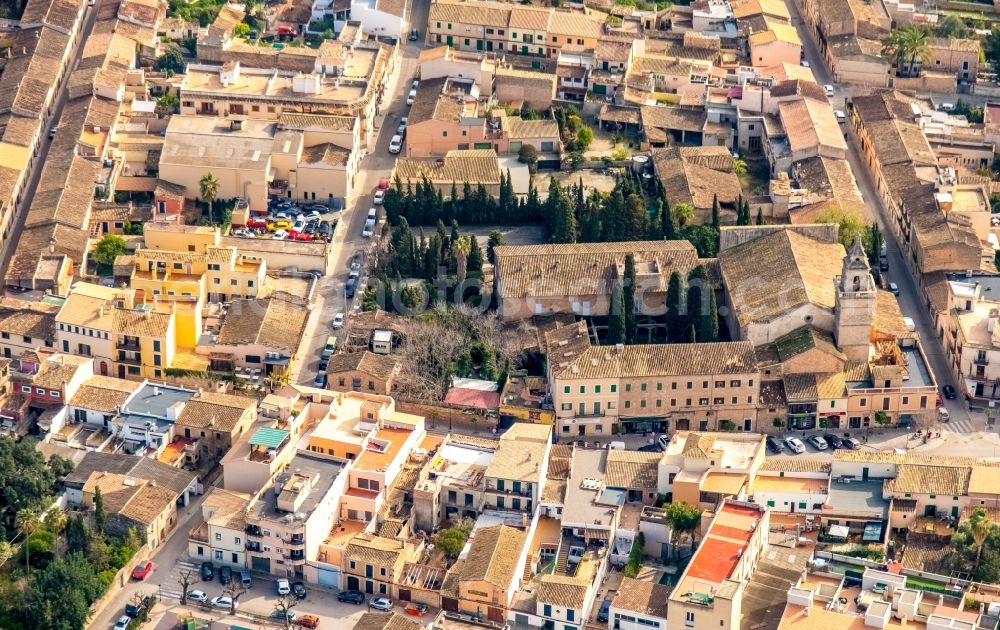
[924,505,936,517]
[446,35,453,46]
[862,467,869,481]
[522,45,528,54]
[952,506,959,518]
[477,39,483,50]
[593,83,606,95]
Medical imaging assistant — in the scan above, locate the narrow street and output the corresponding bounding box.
[787,0,970,428]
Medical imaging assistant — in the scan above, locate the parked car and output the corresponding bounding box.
[316,221,333,239]
[411,79,419,90]
[219,566,232,585]
[114,615,131,630]
[187,590,208,602]
[834,110,846,123]
[784,436,806,454]
[125,596,152,618]
[373,189,385,205]
[942,385,957,399]
[296,614,321,628]
[201,562,214,581]
[211,596,237,609]
[389,134,402,154]
[765,436,783,454]
[841,437,861,450]
[806,435,828,450]
[408,28,419,41]
[294,230,314,241]
[597,598,612,622]
[303,210,322,222]
[337,590,365,604]
[405,603,428,617]
[232,228,255,238]
[272,229,289,240]
[277,578,291,596]
[271,610,298,623]
[889,282,899,296]
[637,443,663,453]
[346,277,357,299]
[322,336,337,358]
[132,561,153,580]
[823,433,843,449]
[247,217,269,229]
[369,597,393,611]
[333,313,345,328]
[823,84,835,97]
[313,371,326,388]
[268,220,291,232]
[362,218,376,238]
[292,582,307,599]
[367,207,378,221]
[801,60,810,67]
[406,89,416,105]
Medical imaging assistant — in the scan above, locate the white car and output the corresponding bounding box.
[211,596,237,609]
[272,229,288,240]
[187,590,208,602]
[114,616,131,630]
[370,597,394,611]
[784,437,806,454]
[806,435,828,451]
[889,282,900,296]
[303,210,322,221]
[362,218,376,238]
[406,89,416,105]
[292,218,306,233]
[333,312,345,328]
[834,110,846,123]
[801,60,810,68]
[412,79,419,90]
[367,207,378,221]
[373,189,385,205]
[277,578,291,595]
[399,116,408,128]
[823,84,835,97]
[389,134,403,154]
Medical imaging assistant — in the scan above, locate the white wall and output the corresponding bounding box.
[608,607,667,630]
[830,460,898,480]
[304,464,349,578]
[350,0,404,38]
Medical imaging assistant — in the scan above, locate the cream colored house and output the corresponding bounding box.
[188,487,252,567]
[749,23,801,69]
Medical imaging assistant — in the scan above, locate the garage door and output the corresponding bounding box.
[318,567,339,589]
[251,557,270,573]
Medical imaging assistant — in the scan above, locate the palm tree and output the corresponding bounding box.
[453,236,470,284]
[970,509,993,572]
[732,156,748,177]
[199,173,220,224]
[671,202,694,228]
[882,26,931,78]
[16,509,39,573]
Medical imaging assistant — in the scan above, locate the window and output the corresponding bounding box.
[685,611,695,627]
[625,401,631,409]
[564,386,570,393]
[543,605,552,617]
[656,383,663,391]
[714,397,724,405]
[561,403,571,411]
[730,380,740,387]
[641,383,647,392]
[22,336,30,343]
[49,390,59,397]
[595,385,601,393]
[567,611,575,622]
[216,533,222,541]
[625,383,631,392]
[579,386,585,394]
[699,398,709,405]
[610,384,617,393]
[443,131,448,137]
[687,381,693,389]
[656,399,662,407]
[640,400,646,408]
[715,381,725,388]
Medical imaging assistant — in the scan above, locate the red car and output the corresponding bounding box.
[294,231,313,241]
[376,178,390,191]
[277,25,298,37]
[132,561,154,580]
[296,614,321,628]
[247,217,268,229]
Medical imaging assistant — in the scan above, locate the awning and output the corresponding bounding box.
[585,528,610,541]
[828,524,850,539]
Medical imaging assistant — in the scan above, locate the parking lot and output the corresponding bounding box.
[153,560,420,627]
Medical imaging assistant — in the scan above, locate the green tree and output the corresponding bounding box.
[467,234,484,275]
[873,410,890,427]
[672,202,694,228]
[92,235,127,267]
[660,199,677,240]
[624,254,637,344]
[816,206,866,249]
[687,266,716,343]
[665,501,702,555]
[453,236,471,284]
[577,126,594,149]
[866,223,883,269]
[702,285,719,342]
[665,271,685,343]
[28,552,107,630]
[943,508,1000,582]
[16,509,39,572]
[881,25,932,77]
[551,188,577,244]
[435,518,475,560]
[233,22,249,37]
[756,207,764,225]
[732,156,748,177]
[986,28,1000,69]
[486,229,505,264]
[390,217,416,277]
[518,144,539,173]
[608,281,626,345]
[155,46,185,74]
[199,173,220,224]
[497,359,510,391]
[710,193,720,230]
[936,14,970,39]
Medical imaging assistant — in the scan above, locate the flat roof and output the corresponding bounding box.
[124,382,195,418]
[752,476,828,494]
[826,480,888,519]
[675,502,763,597]
[355,425,412,471]
[902,348,933,388]
[253,452,344,522]
[564,449,616,527]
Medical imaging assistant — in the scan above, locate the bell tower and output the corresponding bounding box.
[834,237,876,362]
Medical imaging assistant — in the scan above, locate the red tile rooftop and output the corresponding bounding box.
[345,487,380,500]
[681,502,763,589]
[355,425,411,471]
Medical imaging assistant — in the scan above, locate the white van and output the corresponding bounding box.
[608,441,626,450]
[902,316,916,332]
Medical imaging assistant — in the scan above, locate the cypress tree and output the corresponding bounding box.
[608,281,626,345]
[756,207,764,226]
[624,254,637,343]
[689,323,698,343]
[686,266,708,343]
[701,288,719,342]
[551,181,577,243]
[468,234,484,275]
[603,189,628,241]
[711,193,720,230]
[661,199,678,240]
[665,271,685,342]
[450,220,460,252]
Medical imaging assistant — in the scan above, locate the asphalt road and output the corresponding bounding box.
[787,2,968,428]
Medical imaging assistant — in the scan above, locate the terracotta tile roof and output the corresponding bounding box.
[345,533,407,568]
[777,97,846,156]
[300,143,351,167]
[605,450,660,489]
[832,450,976,466]
[69,375,142,412]
[509,6,550,30]
[353,613,423,630]
[641,105,706,134]
[682,433,722,459]
[460,524,526,587]
[443,386,500,409]
[278,113,357,131]
[651,145,742,210]
[770,79,828,102]
[759,457,830,473]
[176,392,255,432]
[119,483,176,525]
[555,342,758,380]
[394,150,501,186]
[547,444,573,480]
[884,463,972,496]
[327,351,401,380]
[749,22,800,46]
[719,229,845,327]
[774,326,845,363]
[929,37,980,53]
[33,355,90,389]
[547,10,602,38]
[216,296,308,354]
[494,240,699,300]
[782,373,818,402]
[503,117,560,140]
[428,0,511,28]
[485,437,547,482]
[968,465,1000,495]
[758,380,786,406]
[113,308,172,338]
[0,300,58,339]
[538,574,590,609]
[202,487,251,530]
[83,472,144,512]
[611,577,671,618]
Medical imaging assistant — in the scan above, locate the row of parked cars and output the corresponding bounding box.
[389,84,416,154]
[769,433,862,454]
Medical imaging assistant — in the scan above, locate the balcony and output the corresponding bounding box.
[246,526,263,538]
[975,356,990,366]
[246,542,262,552]
[116,339,141,351]
[117,354,142,366]
[285,552,306,564]
[285,536,305,547]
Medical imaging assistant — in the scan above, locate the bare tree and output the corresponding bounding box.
[273,594,300,629]
[221,583,247,615]
[398,318,468,400]
[177,569,196,605]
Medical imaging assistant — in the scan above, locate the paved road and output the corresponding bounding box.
[787,2,969,430]
[291,2,430,386]
[0,0,101,280]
